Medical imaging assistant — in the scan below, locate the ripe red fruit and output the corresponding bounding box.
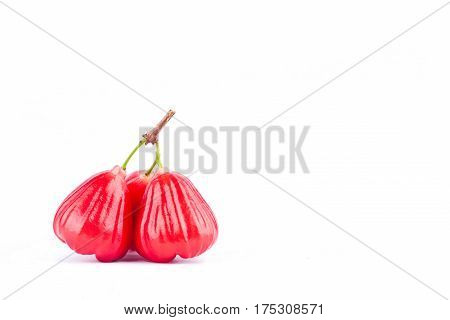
[53,166,132,262]
[126,170,152,211]
[125,170,156,251]
[134,171,218,262]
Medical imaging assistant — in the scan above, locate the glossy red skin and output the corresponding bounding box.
[125,170,152,251]
[125,170,152,212]
[134,171,218,262]
[53,166,132,262]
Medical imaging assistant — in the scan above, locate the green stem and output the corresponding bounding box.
[121,139,146,170]
[145,142,163,176]
[121,110,174,172]
[145,159,158,176]
[155,142,163,167]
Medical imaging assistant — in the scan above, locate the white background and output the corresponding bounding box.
[0,0,449,318]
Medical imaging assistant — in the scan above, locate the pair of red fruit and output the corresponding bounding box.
[53,111,218,262]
